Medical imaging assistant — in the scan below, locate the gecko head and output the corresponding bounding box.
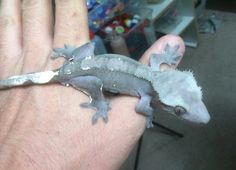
[153,70,210,124]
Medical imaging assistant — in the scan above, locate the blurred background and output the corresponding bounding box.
[86,1,236,169]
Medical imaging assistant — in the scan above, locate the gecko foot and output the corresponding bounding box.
[51,51,64,59]
[92,110,109,124]
[80,100,110,124]
[146,116,154,128]
[51,44,77,61]
[135,105,153,128]
[150,44,182,71]
[92,100,110,124]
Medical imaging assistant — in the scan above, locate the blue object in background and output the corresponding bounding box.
[87,0,131,32]
[87,0,98,11]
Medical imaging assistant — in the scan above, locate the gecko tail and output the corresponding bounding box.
[0,70,60,90]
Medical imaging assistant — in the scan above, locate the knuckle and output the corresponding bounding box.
[0,15,16,28]
[22,0,42,9]
[23,41,51,59]
[55,0,79,8]
[23,17,41,33]
[55,0,70,5]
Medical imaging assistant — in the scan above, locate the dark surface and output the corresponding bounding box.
[206,0,236,13]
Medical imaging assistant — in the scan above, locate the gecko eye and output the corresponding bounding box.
[174,106,186,116]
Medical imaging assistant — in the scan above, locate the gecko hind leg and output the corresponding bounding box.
[52,42,95,62]
[80,100,110,123]
[135,94,154,128]
[67,76,110,124]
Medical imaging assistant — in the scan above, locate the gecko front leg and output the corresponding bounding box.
[135,93,154,128]
[65,76,110,124]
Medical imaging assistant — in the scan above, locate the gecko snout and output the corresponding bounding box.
[182,101,210,124]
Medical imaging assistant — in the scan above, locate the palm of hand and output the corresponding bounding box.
[0,1,184,169]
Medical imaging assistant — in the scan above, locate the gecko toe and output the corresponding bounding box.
[146,115,154,128]
[50,52,60,59]
[146,121,154,128]
[92,114,99,124]
[91,111,108,124]
[80,102,93,109]
[102,114,108,123]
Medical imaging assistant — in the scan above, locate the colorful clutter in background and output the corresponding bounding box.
[98,17,151,60]
[89,29,108,55]
[88,0,131,32]
[87,1,153,60]
[87,0,99,11]
[102,13,141,36]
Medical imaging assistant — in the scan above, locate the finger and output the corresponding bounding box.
[140,35,185,70]
[21,0,53,72]
[0,0,22,76]
[53,0,90,48]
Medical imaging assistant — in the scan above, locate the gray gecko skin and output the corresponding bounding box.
[0,42,210,128]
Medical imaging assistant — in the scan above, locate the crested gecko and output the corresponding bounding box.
[0,42,210,127]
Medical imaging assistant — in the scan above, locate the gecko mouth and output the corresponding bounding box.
[158,101,173,112]
[184,101,210,124]
[158,101,210,124]
[158,101,186,116]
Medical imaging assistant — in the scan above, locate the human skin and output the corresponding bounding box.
[0,0,185,170]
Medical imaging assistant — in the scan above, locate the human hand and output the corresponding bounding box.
[0,1,185,170]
